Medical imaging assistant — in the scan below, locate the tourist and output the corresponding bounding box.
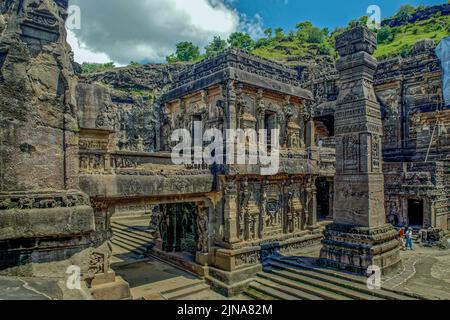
[405,228,414,250]
[399,227,406,250]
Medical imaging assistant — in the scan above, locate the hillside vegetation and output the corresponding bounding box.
[164,3,450,64]
[80,3,450,74]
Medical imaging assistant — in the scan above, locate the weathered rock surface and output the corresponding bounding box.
[0,0,130,300]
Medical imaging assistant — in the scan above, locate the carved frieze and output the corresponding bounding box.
[0,192,90,211]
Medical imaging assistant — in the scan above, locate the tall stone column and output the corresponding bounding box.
[320,26,401,275]
[223,178,240,244]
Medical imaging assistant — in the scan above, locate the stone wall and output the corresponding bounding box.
[81,64,185,153]
[0,0,130,299]
[307,38,450,232]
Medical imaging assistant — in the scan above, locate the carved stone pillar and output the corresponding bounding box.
[305,117,316,148]
[64,131,80,189]
[196,202,210,266]
[305,177,318,228]
[320,26,401,275]
[226,80,238,131]
[256,89,265,132]
[311,183,318,227]
[89,199,131,300]
[223,178,240,244]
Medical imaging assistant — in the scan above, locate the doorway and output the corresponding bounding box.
[408,199,424,227]
[160,203,198,254]
[316,178,332,221]
[264,111,277,145]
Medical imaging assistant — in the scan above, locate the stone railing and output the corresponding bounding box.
[318,137,336,149]
[79,151,174,175]
[318,147,336,175]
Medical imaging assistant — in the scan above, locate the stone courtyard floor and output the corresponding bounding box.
[290,243,450,300]
[382,246,450,299]
[111,215,450,300]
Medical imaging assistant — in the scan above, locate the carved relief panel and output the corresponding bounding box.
[263,184,284,238]
[343,134,359,171]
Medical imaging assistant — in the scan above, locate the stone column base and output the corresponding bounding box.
[319,223,402,275]
[206,264,262,297]
[90,271,132,300]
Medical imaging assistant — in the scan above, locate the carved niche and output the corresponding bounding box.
[238,178,261,241]
[343,134,359,171]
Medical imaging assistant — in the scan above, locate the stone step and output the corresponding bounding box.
[266,267,380,300]
[268,260,416,300]
[275,258,419,300]
[257,272,351,300]
[272,257,366,285]
[111,236,151,253]
[111,231,152,248]
[111,221,151,234]
[137,278,211,300]
[111,224,154,241]
[111,239,148,257]
[254,276,325,300]
[90,276,132,300]
[243,287,279,300]
[135,277,204,300]
[162,283,210,300]
[248,282,299,300]
[112,226,153,241]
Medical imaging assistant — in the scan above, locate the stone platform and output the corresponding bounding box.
[320,223,402,275]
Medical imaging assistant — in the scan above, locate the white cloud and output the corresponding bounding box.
[66,29,113,65]
[240,13,265,39]
[68,0,262,65]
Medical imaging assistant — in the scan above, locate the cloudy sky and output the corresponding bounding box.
[67,0,445,65]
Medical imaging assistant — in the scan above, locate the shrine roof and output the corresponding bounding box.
[161,48,313,102]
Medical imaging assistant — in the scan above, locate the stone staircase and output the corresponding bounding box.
[132,277,211,300]
[111,221,154,263]
[244,257,421,300]
[110,220,225,300]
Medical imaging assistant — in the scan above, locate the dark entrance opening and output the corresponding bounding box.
[160,203,198,254]
[314,115,335,137]
[316,178,332,221]
[408,199,424,227]
[264,111,277,144]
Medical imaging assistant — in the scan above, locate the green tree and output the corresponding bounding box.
[80,62,116,74]
[295,21,324,43]
[307,27,324,43]
[264,28,273,39]
[166,41,200,63]
[295,21,313,31]
[274,27,285,40]
[227,32,255,52]
[205,36,228,57]
[377,27,394,44]
[395,4,416,22]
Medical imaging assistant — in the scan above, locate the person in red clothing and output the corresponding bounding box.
[399,227,406,250]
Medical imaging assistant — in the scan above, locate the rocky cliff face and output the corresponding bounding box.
[81,63,185,152]
[382,3,450,27]
[0,1,130,299]
[0,0,79,191]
